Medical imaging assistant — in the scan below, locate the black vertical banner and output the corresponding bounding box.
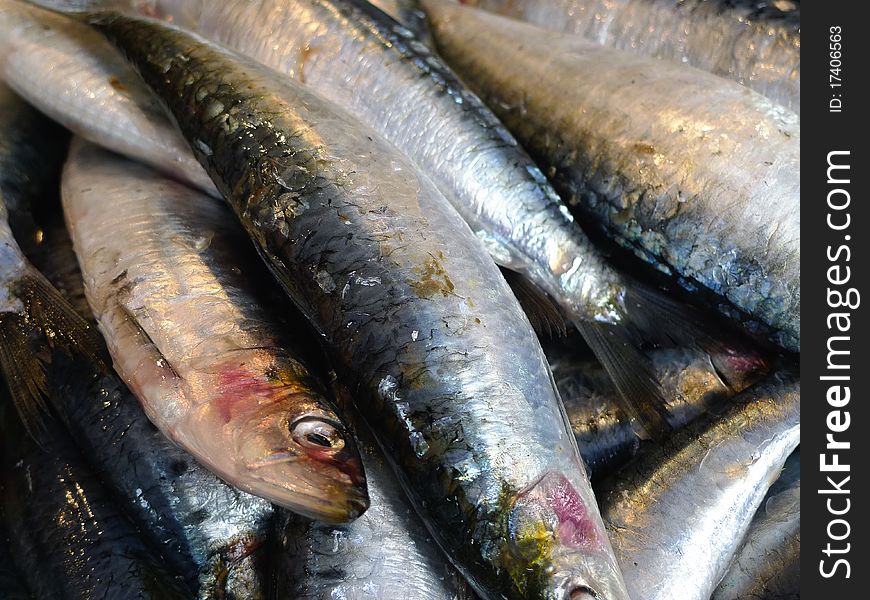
[802,1,868,597]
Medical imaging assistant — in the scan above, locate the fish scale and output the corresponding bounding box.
[90,13,630,600]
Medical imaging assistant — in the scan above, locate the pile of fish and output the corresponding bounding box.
[0,0,799,599]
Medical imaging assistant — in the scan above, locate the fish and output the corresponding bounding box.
[712,449,800,599]
[598,372,800,600]
[27,219,280,599]
[461,0,800,113]
[89,14,631,600]
[0,81,108,437]
[546,336,769,477]
[0,404,193,599]
[131,0,714,437]
[423,0,801,353]
[62,139,368,523]
[0,0,216,195]
[277,397,475,600]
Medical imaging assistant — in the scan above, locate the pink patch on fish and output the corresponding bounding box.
[213,366,276,423]
[529,472,602,549]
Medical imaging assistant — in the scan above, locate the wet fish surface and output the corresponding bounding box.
[598,372,800,600]
[547,336,768,477]
[1,405,192,600]
[712,449,800,599]
[277,409,475,600]
[0,81,108,435]
[28,217,280,600]
[462,0,800,112]
[140,0,707,436]
[0,0,216,194]
[424,0,800,352]
[90,14,630,600]
[62,140,368,522]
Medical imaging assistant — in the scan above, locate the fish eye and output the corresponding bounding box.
[290,416,346,451]
[568,586,598,600]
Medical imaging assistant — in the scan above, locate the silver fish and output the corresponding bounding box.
[137,0,707,436]
[599,372,800,600]
[30,223,279,600]
[277,404,474,600]
[462,0,800,113]
[0,0,216,195]
[424,0,801,352]
[62,139,368,522]
[548,338,769,477]
[712,450,800,599]
[89,14,630,599]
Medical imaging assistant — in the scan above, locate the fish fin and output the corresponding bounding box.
[0,265,109,439]
[572,318,671,440]
[501,268,567,338]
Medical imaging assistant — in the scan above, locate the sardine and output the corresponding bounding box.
[598,372,800,600]
[90,15,630,600]
[462,0,800,112]
[547,337,769,477]
[137,0,711,436]
[62,139,368,522]
[28,220,279,599]
[0,0,216,195]
[277,408,475,600]
[1,405,192,599]
[424,0,801,352]
[712,449,800,599]
[0,81,107,436]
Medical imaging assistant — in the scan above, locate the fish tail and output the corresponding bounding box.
[0,263,108,439]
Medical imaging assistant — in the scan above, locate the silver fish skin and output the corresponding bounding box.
[62,139,368,523]
[424,0,800,352]
[548,340,768,477]
[90,14,630,600]
[599,372,800,600]
[29,224,278,600]
[463,0,800,113]
[712,450,799,600]
[0,0,216,195]
[140,0,690,436]
[278,418,474,600]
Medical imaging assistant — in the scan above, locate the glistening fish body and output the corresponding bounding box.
[277,421,474,600]
[463,0,800,112]
[425,1,800,352]
[144,0,686,436]
[62,140,367,522]
[31,222,278,600]
[599,373,800,600]
[91,15,629,600]
[712,450,800,599]
[0,0,215,194]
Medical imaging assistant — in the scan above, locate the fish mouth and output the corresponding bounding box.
[243,452,369,523]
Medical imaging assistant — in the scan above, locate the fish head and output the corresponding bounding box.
[196,358,369,522]
[499,471,629,600]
